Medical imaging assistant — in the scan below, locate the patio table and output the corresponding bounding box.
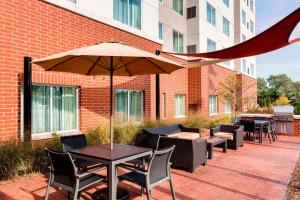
[70,144,152,200]
[254,120,270,143]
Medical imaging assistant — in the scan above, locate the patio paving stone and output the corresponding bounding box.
[0,135,299,200]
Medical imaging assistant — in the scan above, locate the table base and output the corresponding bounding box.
[92,187,129,200]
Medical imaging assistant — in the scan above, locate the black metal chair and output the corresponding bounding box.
[60,134,105,171]
[240,120,260,143]
[119,146,176,200]
[120,134,161,170]
[254,117,274,143]
[44,148,105,200]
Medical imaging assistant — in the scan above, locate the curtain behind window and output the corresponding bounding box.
[32,86,50,134]
[116,91,128,122]
[52,87,62,132]
[129,91,142,122]
[114,0,128,25]
[62,87,77,130]
[129,0,141,29]
[175,95,185,116]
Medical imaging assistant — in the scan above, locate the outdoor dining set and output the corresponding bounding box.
[44,118,278,200]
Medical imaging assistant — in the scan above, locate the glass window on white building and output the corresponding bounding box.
[207,3,216,26]
[207,38,216,52]
[242,10,246,26]
[187,6,197,19]
[187,44,197,53]
[31,85,78,134]
[250,0,254,12]
[113,0,141,30]
[159,22,163,40]
[242,34,247,42]
[250,63,255,76]
[173,0,183,15]
[242,59,247,73]
[67,0,76,3]
[115,90,143,123]
[223,17,230,36]
[174,94,185,117]
[209,95,218,115]
[173,30,184,53]
[223,0,230,7]
[250,20,254,33]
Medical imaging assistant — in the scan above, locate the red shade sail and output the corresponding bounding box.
[162,7,300,60]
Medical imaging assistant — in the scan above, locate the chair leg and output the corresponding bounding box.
[68,192,71,200]
[141,187,144,197]
[169,178,176,200]
[146,188,151,200]
[268,132,272,144]
[44,177,51,200]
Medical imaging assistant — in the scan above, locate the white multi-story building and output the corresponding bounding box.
[159,0,256,77]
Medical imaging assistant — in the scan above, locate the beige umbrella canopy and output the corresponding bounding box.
[33,42,184,150]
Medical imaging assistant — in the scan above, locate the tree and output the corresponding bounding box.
[257,77,267,93]
[217,74,255,119]
[267,74,296,98]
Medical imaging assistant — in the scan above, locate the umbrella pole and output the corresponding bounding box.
[110,57,114,150]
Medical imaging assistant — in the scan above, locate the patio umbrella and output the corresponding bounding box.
[32,42,184,150]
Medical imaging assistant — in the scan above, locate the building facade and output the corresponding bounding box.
[0,0,257,141]
[159,0,257,118]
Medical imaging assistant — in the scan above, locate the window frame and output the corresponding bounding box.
[115,89,144,123]
[250,20,254,33]
[187,6,196,19]
[209,95,218,115]
[173,0,183,16]
[173,30,184,53]
[223,16,230,36]
[242,10,246,26]
[174,94,186,118]
[207,2,216,26]
[113,0,142,30]
[207,38,216,52]
[22,84,79,140]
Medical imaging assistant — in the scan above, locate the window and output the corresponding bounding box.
[162,93,166,119]
[31,85,78,134]
[159,0,163,3]
[115,90,143,123]
[223,0,229,7]
[223,17,230,36]
[250,20,254,33]
[207,38,216,52]
[159,22,163,40]
[187,6,196,19]
[250,63,255,75]
[207,3,216,26]
[187,44,197,53]
[242,59,247,73]
[209,95,218,115]
[242,10,246,26]
[250,0,254,12]
[173,30,184,53]
[223,61,230,66]
[225,98,231,114]
[113,0,141,29]
[242,34,246,42]
[173,0,183,15]
[67,0,76,3]
[174,94,185,116]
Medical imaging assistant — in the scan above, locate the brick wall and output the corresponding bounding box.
[188,64,236,118]
[237,74,257,112]
[0,0,165,141]
[294,119,300,136]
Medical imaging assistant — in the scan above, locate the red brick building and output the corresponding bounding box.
[0,0,257,141]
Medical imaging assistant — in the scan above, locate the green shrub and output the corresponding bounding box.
[114,123,141,145]
[86,126,110,146]
[182,115,210,129]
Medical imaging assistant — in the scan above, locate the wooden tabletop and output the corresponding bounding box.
[70,143,152,161]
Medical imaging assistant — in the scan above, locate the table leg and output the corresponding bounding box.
[223,141,227,153]
[260,126,263,143]
[208,146,213,159]
[108,162,116,200]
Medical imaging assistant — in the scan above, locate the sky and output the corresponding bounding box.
[256,0,300,81]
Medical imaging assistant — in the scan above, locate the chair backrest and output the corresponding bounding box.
[239,120,255,132]
[143,124,181,136]
[45,148,76,188]
[148,145,175,185]
[134,134,160,150]
[60,134,88,152]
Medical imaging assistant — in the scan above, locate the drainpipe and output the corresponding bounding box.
[23,57,32,141]
[156,74,160,120]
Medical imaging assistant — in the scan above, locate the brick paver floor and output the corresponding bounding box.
[0,135,299,200]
